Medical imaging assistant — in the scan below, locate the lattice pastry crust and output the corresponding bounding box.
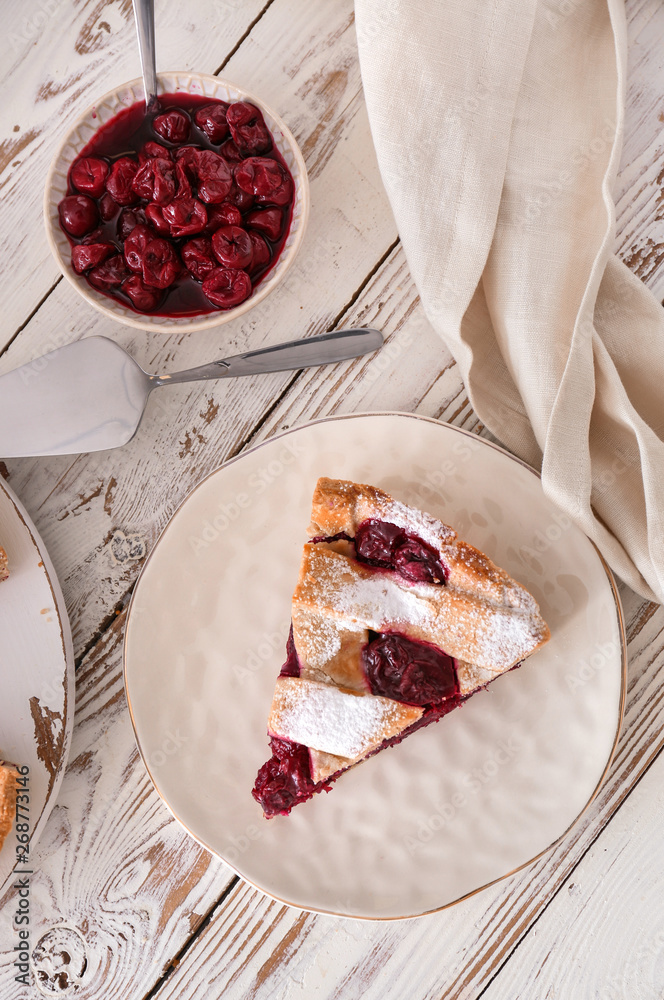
[262,478,550,791]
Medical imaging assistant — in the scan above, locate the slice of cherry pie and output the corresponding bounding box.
[252,477,550,818]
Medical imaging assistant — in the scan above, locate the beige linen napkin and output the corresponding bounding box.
[355,0,664,604]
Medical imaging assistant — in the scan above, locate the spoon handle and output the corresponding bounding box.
[132,0,159,111]
[149,328,384,388]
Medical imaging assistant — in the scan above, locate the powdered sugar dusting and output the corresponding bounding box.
[322,558,433,631]
[269,677,422,758]
[311,479,549,616]
[472,607,541,665]
[374,494,456,552]
[295,613,342,667]
[296,545,548,670]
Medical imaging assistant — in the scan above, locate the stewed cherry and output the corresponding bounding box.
[204,202,242,233]
[193,103,230,143]
[71,242,115,274]
[121,275,161,311]
[131,158,176,205]
[70,157,109,198]
[227,102,272,155]
[247,231,271,274]
[194,150,233,204]
[235,157,292,206]
[163,197,207,238]
[88,254,129,290]
[202,267,252,307]
[59,195,99,237]
[153,109,191,144]
[245,207,283,242]
[211,225,253,270]
[106,157,139,206]
[181,237,217,280]
[58,92,295,316]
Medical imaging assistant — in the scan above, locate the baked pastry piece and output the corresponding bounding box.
[0,546,8,583]
[0,761,17,851]
[252,478,550,817]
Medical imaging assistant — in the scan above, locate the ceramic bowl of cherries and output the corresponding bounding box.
[45,72,309,332]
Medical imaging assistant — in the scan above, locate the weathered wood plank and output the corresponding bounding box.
[0,0,395,661]
[0,607,231,1000]
[615,0,664,295]
[244,245,478,448]
[122,592,662,1000]
[1,0,664,998]
[0,0,274,352]
[480,744,664,1000]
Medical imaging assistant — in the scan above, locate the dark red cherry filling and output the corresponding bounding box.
[58,92,295,317]
[193,102,230,143]
[70,156,109,198]
[253,626,461,817]
[363,632,458,705]
[279,624,301,677]
[227,101,273,155]
[253,523,452,817]
[312,519,447,586]
[58,194,99,237]
[202,267,252,308]
[252,737,317,818]
[355,519,447,584]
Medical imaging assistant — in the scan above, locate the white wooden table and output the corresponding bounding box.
[1,1,664,996]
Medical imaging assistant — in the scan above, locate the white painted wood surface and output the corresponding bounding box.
[0,0,663,996]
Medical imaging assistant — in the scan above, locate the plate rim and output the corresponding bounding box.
[0,477,75,896]
[123,411,627,919]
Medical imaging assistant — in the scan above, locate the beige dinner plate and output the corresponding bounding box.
[124,412,625,919]
[0,479,74,899]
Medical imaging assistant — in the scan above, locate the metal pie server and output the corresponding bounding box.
[0,328,383,457]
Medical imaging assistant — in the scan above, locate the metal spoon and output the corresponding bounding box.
[132,0,159,112]
[0,328,383,457]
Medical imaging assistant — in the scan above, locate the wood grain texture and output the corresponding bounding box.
[1,0,664,996]
[0,0,395,660]
[98,239,664,997]
[0,607,230,999]
[90,589,660,1000]
[615,0,664,296]
[480,745,664,1000]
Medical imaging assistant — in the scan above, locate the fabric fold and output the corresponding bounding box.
[355,0,664,602]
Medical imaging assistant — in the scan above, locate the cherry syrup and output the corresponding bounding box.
[59,93,295,317]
